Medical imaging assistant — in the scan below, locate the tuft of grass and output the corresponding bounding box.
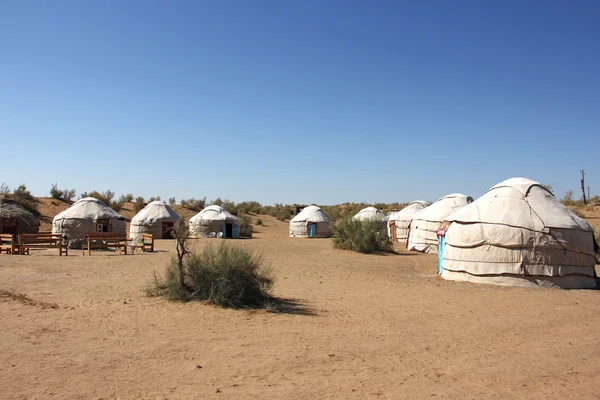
[238,214,253,238]
[332,218,393,254]
[147,242,273,308]
[255,218,264,226]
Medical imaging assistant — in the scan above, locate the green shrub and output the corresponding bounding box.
[181,197,206,212]
[133,196,145,212]
[148,196,161,202]
[332,218,392,254]
[147,242,273,308]
[238,214,253,238]
[237,201,262,214]
[49,183,76,202]
[256,218,264,226]
[124,193,134,202]
[12,184,38,214]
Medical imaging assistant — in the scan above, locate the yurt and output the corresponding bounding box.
[289,205,332,238]
[0,198,40,235]
[439,178,598,289]
[52,197,126,241]
[407,193,473,253]
[189,205,239,238]
[387,201,430,242]
[130,200,180,239]
[352,207,386,222]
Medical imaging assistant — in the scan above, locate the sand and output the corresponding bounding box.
[2,212,600,399]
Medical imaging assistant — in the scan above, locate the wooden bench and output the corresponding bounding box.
[134,233,154,252]
[18,233,68,256]
[83,232,128,255]
[0,234,17,254]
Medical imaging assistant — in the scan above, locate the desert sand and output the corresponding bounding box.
[2,209,600,399]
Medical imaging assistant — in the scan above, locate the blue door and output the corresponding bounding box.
[308,223,317,238]
[232,224,237,238]
[437,236,446,275]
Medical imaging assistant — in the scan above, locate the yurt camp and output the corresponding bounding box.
[52,197,126,241]
[387,201,430,242]
[130,200,180,239]
[438,178,598,289]
[189,205,239,238]
[352,206,386,222]
[0,198,40,235]
[407,193,473,254]
[289,205,332,238]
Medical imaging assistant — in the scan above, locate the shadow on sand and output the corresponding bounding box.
[262,297,320,316]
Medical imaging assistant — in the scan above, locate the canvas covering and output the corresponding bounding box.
[52,197,126,240]
[189,205,239,238]
[0,198,40,234]
[441,177,597,288]
[289,205,332,238]
[407,194,473,253]
[352,207,386,222]
[130,200,180,239]
[387,201,430,241]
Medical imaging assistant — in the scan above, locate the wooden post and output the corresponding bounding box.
[581,170,587,205]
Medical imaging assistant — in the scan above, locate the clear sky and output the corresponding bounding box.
[1,0,598,205]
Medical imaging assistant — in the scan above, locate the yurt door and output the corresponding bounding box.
[308,223,317,238]
[437,236,446,275]
[231,224,237,238]
[389,221,397,242]
[1,218,17,235]
[96,219,109,232]
[225,223,233,238]
[162,222,174,239]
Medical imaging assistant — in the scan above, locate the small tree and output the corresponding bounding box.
[124,193,134,202]
[172,219,191,290]
[563,190,574,205]
[133,196,145,212]
[50,183,76,202]
[12,184,38,214]
[169,197,176,205]
[0,182,9,195]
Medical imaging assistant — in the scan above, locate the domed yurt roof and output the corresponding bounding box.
[190,205,238,223]
[131,200,180,225]
[54,197,125,222]
[290,205,331,223]
[352,207,386,221]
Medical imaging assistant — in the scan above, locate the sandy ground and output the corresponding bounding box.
[2,213,600,399]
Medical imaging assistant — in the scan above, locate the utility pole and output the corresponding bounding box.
[581,169,587,204]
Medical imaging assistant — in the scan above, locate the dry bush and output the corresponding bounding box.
[168,197,176,205]
[0,182,9,196]
[50,183,76,203]
[133,196,145,212]
[332,218,392,254]
[238,214,253,238]
[256,218,264,226]
[147,241,273,308]
[181,197,206,212]
[11,184,38,214]
[124,193,134,202]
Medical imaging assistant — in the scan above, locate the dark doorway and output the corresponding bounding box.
[225,223,233,238]
[162,222,174,239]
[1,218,17,235]
[96,219,109,232]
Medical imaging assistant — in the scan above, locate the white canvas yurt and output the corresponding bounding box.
[439,178,598,289]
[189,205,239,238]
[52,197,126,241]
[387,201,430,242]
[352,207,386,222]
[0,198,40,235]
[407,193,473,254]
[130,200,180,239]
[289,205,332,238]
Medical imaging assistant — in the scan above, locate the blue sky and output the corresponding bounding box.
[1,0,598,205]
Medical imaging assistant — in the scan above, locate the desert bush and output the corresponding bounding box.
[133,196,145,212]
[169,197,176,205]
[124,193,134,202]
[572,208,586,218]
[256,218,264,226]
[562,190,574,206]
[237,201,262,214]
[181,197,206,212]
[332,218,392,254]
[11,184,38,214]
[49,183,76,202]
[148,196,161,202]
[147,241,273,308]
[238,214,253,238]
[0,182,9,195]
[83,189,114,204]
